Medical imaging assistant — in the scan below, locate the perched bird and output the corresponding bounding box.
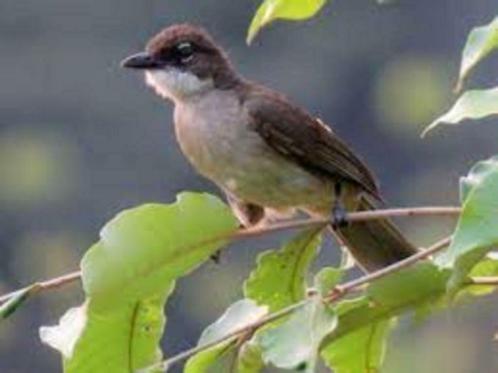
[121,24,417,272]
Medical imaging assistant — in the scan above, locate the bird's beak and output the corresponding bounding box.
[121,52,162,69]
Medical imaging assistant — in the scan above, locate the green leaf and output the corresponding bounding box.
[314,267,344,297]
[236,341,264,373]
[199,300,268,346]
[367,263,449,308]
[459,155,498,203]
[185,299,267,373]
[459,255,498,297]
[82,192,238,306]
[41,288,173,373]
[259,297,337,372]
[321,310,394,373]
[0,284,41,320]
[40,192,238,373]
[455,16,498,92]
[247,0,327,44]
[319,264,447,373]
[320,261,498,372]
[244,228,322,312]
[184,343,236,373]
[436,157,498,291]
[422,87,498,137]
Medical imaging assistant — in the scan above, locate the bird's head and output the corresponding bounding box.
[121,24,239,102]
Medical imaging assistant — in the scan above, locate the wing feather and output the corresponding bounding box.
[243,85,380,197]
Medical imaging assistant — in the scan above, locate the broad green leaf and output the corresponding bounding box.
[184,343,236,373]
[185,299,267,373]
[436,157,498,291]
[41,192,238,373]
[321,307,394,373]
[320,261,497,372]
[456,16,498,92]
[40,303,89,362]
[1,284,41,320]
[82,192,238,306]
[184,340,264,373]
[247,0,327,44]
[367,263,448,308]
[314,267,344,297]
[183,339,264,373]
[259,297,337,372]
[198,300,268,346]
[422,87,498,137]
[244,228,322,312]
[83,290,169,373]
[236,341,264,373]
[319,264,448,373]
[459,155,498,203]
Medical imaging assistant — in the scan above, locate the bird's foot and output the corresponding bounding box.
[331,204,349,229]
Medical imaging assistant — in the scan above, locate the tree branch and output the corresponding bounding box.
[0,206,460,307]
[324,235,453,301]
[235,206,460,239]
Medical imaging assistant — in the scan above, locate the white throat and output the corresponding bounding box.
[145,69,214,102]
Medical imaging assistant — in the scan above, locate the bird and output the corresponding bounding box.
[121,24,417,272]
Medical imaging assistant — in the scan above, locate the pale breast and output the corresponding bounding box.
[174,90,333,210]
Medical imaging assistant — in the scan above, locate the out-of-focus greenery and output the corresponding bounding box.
[373,55,451,137]
[423,15,498,136]
[0,132,77,209]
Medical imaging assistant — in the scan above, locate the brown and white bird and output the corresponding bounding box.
[121,24,417,272]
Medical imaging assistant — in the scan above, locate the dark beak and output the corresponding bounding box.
[120,52,162,69]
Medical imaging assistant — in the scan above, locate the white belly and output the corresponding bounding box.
[174,91,333,210]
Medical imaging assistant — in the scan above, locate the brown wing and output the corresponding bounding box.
[243,84,380,197]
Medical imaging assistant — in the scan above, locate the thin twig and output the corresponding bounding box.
[0,271,81,304]
[142,235,453,372]
[235,206,460,239]
[325,235,453,301]
[141,300,308,373]
[470,276,498,285]
[0,206,460,306]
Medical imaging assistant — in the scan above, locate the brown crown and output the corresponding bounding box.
[145,24,239,88]
[146,24,218,55]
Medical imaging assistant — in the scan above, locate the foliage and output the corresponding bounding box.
[436,157,498,292]
[423,15,498,136]
[455,16,498,93]
[247,0,326,44]
[39,193,238,372]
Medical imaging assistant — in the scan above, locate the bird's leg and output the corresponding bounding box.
[210,192,266,263]
[331,182,349,229]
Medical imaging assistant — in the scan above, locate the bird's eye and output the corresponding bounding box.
[175,42,194,62]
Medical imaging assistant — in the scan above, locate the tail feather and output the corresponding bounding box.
[332,196,418,273]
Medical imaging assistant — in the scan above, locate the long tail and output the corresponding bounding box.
[332,196,418,273]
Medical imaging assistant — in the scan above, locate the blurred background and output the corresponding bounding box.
[1,0,498,371]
